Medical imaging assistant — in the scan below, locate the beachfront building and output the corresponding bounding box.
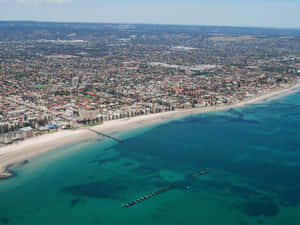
[0,127,33,144]
[20,127,33,139]
[77,110,102,124]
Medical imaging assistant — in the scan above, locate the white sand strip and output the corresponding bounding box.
[1,82,300,178]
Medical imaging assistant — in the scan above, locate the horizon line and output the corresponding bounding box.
[1,19,300,31]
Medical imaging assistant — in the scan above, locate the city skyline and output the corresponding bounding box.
[0,0,300,29]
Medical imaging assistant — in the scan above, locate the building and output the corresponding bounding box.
[72,77,80,88]
[20,127,33,138]
[77,110,99,123]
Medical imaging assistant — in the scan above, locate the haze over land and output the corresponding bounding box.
[1,0,300,28]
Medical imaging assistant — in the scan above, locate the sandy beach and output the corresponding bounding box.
[1,82,300,178]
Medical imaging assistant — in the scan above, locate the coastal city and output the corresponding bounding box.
[1,22,300,145]
[2,0,300,223]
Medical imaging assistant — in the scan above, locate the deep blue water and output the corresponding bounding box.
[1,90,300,225]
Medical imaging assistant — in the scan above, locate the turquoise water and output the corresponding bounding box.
[1,90,300,225]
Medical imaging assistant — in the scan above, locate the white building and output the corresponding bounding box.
[72,77,80,88]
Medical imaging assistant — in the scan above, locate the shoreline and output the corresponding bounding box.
[1,82,300,179]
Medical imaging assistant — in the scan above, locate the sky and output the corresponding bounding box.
[0,0,300,28]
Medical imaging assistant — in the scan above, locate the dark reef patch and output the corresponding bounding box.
[278,186,300,207]
[191,180,262,199]
[241,198,279,217]
[61,180,128,200]
[229,185,261,199]
[230,160,300,186]
[181,115,215,125]
[70,198,81,208]
[88,157,118,166]
[228,160,300,207]
[0,217,10,225]
[228,108,244,118]
[257,219,264,224]
[123,162,134,167]
[218,115,260,125]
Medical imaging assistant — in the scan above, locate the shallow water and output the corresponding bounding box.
[1,90,300,225]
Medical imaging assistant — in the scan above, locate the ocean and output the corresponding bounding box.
[1,90,300,225]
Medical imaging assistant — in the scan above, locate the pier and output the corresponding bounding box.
[122,185,174,208]
[87,128,123,143]
[122,169,208,208]
[191,168,209,178]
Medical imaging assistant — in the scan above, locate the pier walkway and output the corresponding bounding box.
[122,169,208,208]
[87,128,123,143]
[122,185,175,208]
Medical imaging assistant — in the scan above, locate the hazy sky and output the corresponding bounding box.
[0,0,299,28]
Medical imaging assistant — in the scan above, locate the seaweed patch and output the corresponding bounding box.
[0,217,10,225]
[62,180,128,200]
[70,198,81,208]
[241,198,279,217]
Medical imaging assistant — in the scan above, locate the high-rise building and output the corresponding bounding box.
[72,77,79,88]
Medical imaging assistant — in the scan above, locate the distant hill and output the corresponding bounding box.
[0,21,300,41]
